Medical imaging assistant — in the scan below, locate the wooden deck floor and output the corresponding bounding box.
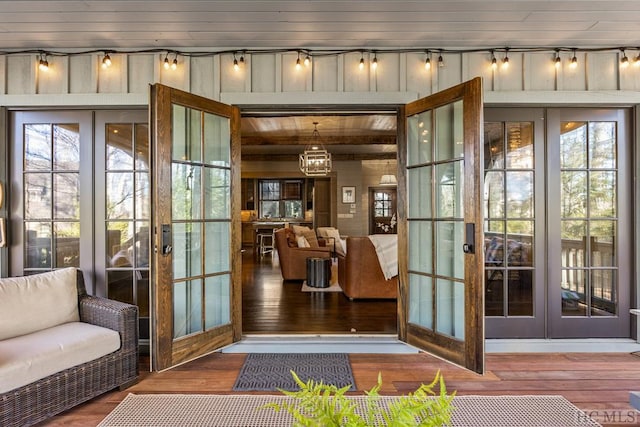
[38,250,640,426]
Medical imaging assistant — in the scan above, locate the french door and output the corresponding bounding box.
[399,77,485,373]
[150,84,241,370]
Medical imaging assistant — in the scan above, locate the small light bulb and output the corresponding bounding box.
[555,55,561,69]
[620,52,629,68]
[163,57,170,70]
[359,57,365,70]
[171,58,178,70]
[425,57,431,70]
[102,54,111,68]
[502,56,509,69]
[239,55,245,65]
[295,57,302,70]
[570,55,578,69]
[304,55,311,67]
[233,58,239,72]
[372,56,378,70]
[438,55,444,67]
[491,56,497,70]
[634,54,640,67]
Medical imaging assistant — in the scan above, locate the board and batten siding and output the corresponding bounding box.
[0,51,639,106]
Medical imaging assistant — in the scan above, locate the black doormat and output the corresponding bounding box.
[232,353,356,391]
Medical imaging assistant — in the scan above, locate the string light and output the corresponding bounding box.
[163,53,170,70]
[424,51,431,70]
[502,48,510,69]
[295,51,302,70]
[359,53,365,70]
[304,54,311,67]
[233,53,240,71]
[371,53,378,70]
[102,52,111,69]
[554,50,561,69]
[171,54,178,70]
[38,53,49,71]
[438,52,444,67]
[491,51,497,70]
[570,49,578,69]
[634,52,640,67]
[620,50,629,68]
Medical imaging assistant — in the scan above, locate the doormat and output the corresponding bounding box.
[301,281,343,292]
[99,394,602,427]
[232,353,356,391]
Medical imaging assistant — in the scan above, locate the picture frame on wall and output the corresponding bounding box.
[342,186,356,204]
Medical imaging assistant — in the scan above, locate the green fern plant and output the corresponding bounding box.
[263,370,455,426]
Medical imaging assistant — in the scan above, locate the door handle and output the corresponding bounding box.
[463,223,475,254]
[161,224,172,255]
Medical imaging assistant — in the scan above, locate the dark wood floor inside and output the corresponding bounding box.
[241,249,397,334]
[39,250,640,426]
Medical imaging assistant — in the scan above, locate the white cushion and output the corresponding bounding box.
[316,226,337,238]
[297,235,310,248]
[0,267,79,340]
[0,322,121,394]
[325,229,346,255]
[292,225,311,237]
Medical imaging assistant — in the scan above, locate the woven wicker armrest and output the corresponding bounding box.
[79,295,138,351]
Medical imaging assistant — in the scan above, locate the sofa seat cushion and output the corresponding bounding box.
[0,267,79,340]
[0,321,121,394]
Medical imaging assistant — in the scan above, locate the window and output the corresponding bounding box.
[258,179,303,218]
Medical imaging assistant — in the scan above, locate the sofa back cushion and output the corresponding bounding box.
[0,267,80,340]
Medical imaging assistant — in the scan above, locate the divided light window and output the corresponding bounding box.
[258,179,303,219]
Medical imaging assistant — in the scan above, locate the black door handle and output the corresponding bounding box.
[463,223,475,254]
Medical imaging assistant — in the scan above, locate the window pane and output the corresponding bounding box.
[589,122,616,169]
[136,222,150,268]
[25,173,51,219]
[135,123,149,170]
[408,220,432,274]
[55,222,79,268]
[435,221,464,279]
[106,172,134,220]
[562,220,586,268]
[485,269,504,316]
[108,270,134,304]
[172,164,201,220]
[591,270,616,316]
[173,223,202,280]
[173,279,203,338]
[172,105,202,162]
[260,201,279,218]
[590,220,615,267]
[435,101,463,161]
[107,221,134,267]
[435,161,463,218]
[204,167,230,220]
[408,167,431,219]
[562,270,586,317]
[409,274,432,329]
[506,231,533,267]
[284,201,303,218]
[135,172,150,220]
[484,122,504,170]
[505,122,534,169]
[54,173,80,220]
[484,171,504,219]
[25,222,52,269]
[436,279,465,339]
[205,275,231,329]
[508,270,533,316]
[25,124,52,171]
[205,222,230,274]
[203,112,230,167]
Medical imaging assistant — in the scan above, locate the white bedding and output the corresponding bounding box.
[368,234,398,280]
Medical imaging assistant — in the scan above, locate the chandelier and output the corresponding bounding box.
[299,122,332,176]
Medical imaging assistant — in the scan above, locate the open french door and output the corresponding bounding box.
[150,84,241,371]
[398,77,485,374]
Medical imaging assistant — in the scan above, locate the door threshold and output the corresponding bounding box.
[487,338,640,353]
[221,334,420,354]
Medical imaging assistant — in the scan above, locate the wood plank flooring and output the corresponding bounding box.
[37,250,640,426]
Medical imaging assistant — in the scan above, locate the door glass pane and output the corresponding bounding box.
[205,275,231,329]
[108,271,134,304]
[589,122,616,168]
[435,161,462,218]
[204,167,230,219]
[485,269,504,316]
[172,105,202,162]
[25,173,51,219]
[407,111,432,166]
[172,164,202,220]
[560,172,587,218]
[173,222,202,280]
[561,220,586,268]
[435,101,464,161]
[54,173,80,220]
[107,221,134,266]
[135,124,150,170]
[589,172,616,217]
[436,279,464,339]
[25,124,52,170]
[54,222,79,268]
[508,270,533,316]
[53,124,80,170]
[560,122,587,168]
[106,172,134,219]
[136,222,150,268]
[506,230,533,267]
[506,172,533,218]
[135,172,151,219]
[205,222,230,274]
[25,222,51,269]
[203,112,230,167]
[173,279,203,338]
[408,274,432,328]
[591,270,616,316]
[484,171,504,218]
[505,122,533,169]
[408,167,431,218]
[590,221,615,267]
[435,221,464,279]
[484,122,504,169]
[106,124,133,170]
[408,221,432,274]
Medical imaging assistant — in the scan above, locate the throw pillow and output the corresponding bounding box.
[301,229,320,248]
[292,225,311,237]
[297,235,310,248]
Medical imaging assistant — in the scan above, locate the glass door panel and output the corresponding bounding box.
[151,84,240,370]
[402,78,484,374]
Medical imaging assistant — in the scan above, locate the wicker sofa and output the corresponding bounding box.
[0,267,138,427]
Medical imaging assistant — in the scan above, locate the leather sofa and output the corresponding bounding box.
[273,228,331,281]
[337,236,398,299]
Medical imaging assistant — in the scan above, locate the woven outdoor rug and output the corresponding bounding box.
[98,394,602,427]
[301,281,343,292]
[232,353,356,391]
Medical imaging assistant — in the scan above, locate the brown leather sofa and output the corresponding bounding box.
[337,236,398,299]
[273,228,331,281]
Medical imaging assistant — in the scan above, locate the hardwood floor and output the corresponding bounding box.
[37,251,640,426]
[241,249,397,334]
